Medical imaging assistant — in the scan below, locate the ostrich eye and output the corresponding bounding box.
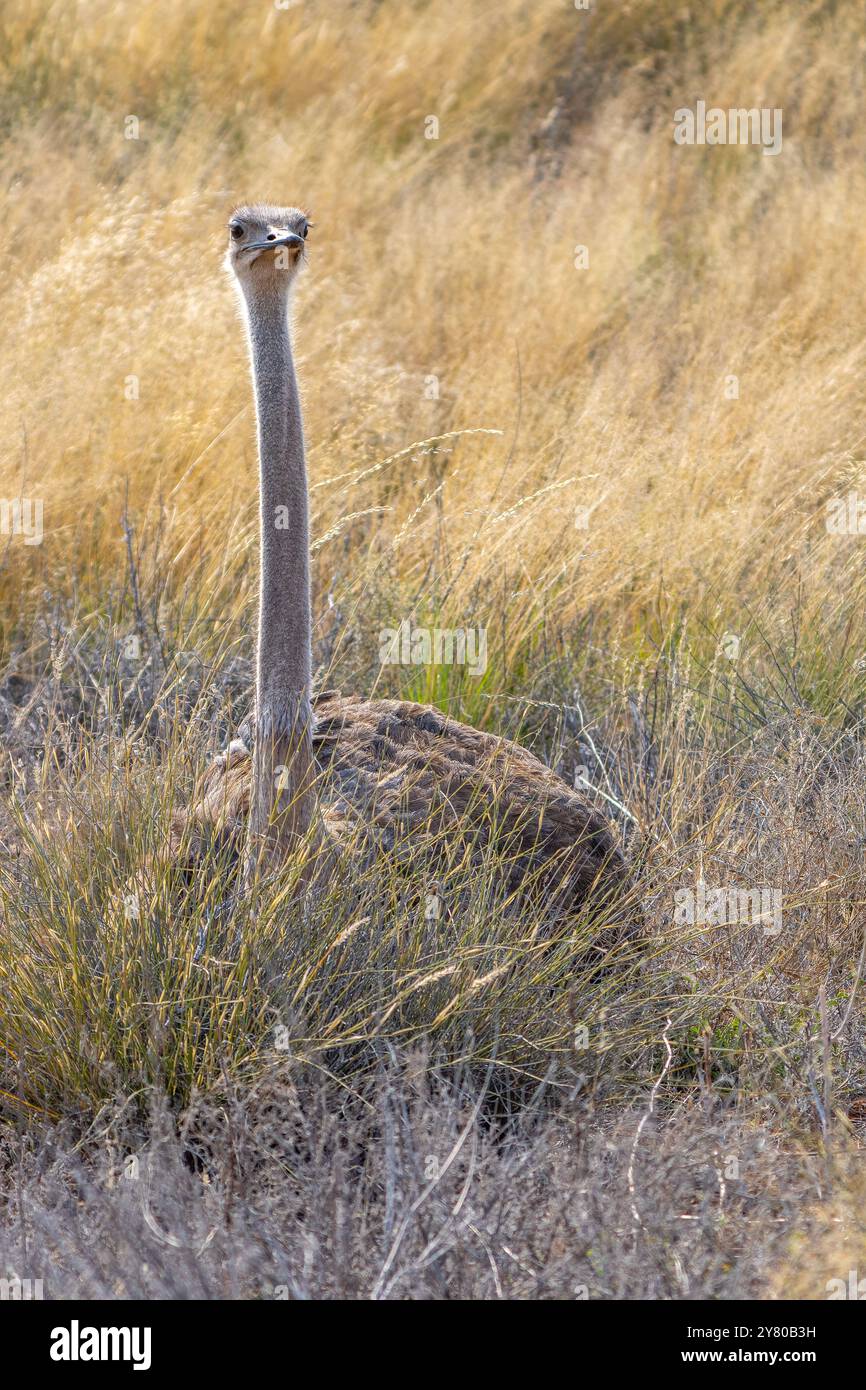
[301,222,309,239]
[230,223,244,240]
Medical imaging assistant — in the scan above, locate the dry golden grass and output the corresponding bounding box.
[3,0,866,688]
[2,0,866,1300]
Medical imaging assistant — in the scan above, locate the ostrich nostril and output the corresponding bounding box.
[267,234,276,241]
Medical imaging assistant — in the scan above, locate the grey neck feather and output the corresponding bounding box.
[240,277,316,872]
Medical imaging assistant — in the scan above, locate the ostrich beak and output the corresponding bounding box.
[243,231,306,254]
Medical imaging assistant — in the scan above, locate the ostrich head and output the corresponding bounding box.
[226,203,310,296]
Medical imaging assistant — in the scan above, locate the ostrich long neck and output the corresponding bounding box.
[244,284,316,871]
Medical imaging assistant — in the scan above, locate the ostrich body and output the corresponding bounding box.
[173,204,630,916]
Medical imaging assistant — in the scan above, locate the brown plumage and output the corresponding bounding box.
[170,690,630,919]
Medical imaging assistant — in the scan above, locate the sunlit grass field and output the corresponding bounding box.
[2,0,866,1298]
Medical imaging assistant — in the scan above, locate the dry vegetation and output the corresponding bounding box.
[2,0,866,1300]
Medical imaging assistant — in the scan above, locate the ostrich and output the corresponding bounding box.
[169,203,632,921]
